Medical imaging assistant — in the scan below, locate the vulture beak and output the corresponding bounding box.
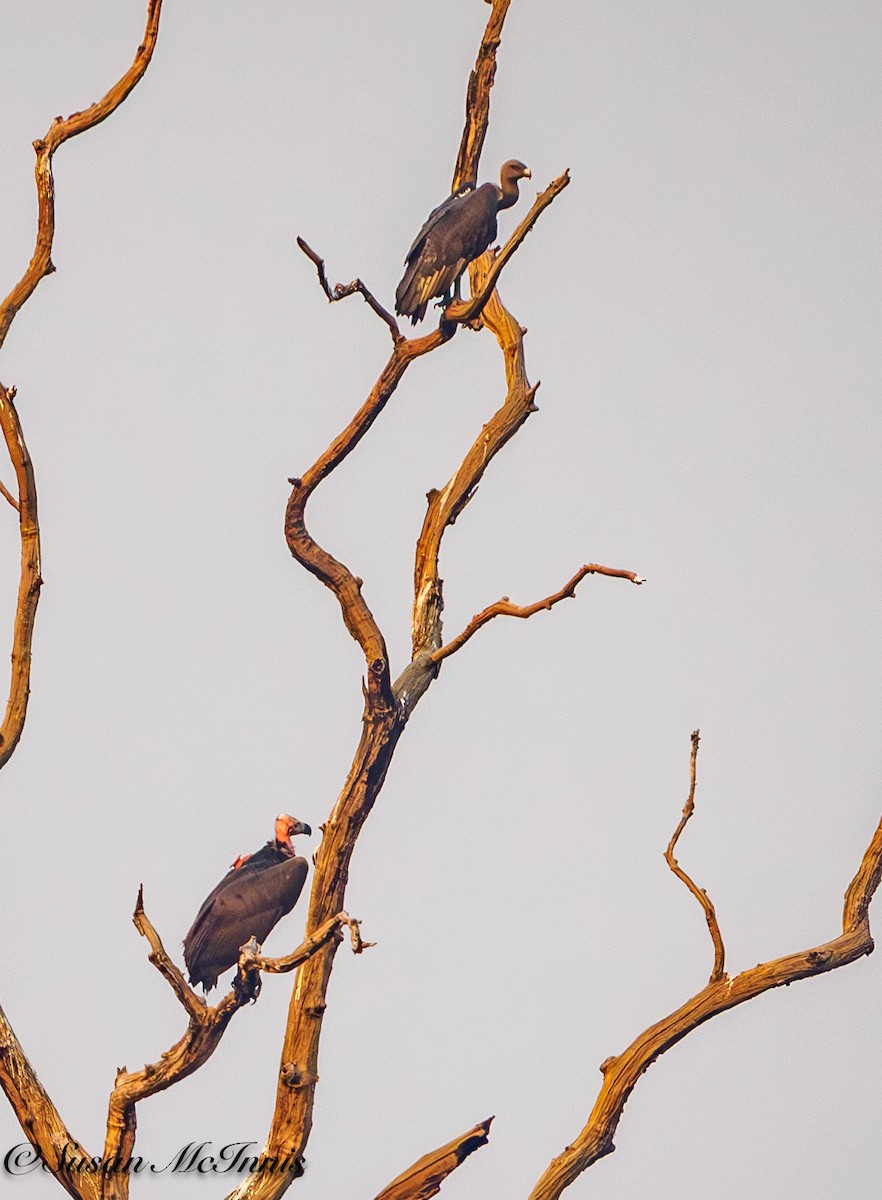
[523,167,532,179]
[275,813,312,848]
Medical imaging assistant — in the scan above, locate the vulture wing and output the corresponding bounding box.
[183,856,308,991]
[402,184,474,263]
[395,184,498,323]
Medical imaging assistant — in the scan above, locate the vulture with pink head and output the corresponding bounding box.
[183,814,311,991]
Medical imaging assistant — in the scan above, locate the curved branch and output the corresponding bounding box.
[373,1117,494,1200]
[664,730,726,982]
[0,384,41,771]
[0,0,164,352]
[432,563,643,664]
[527,763,882,1200]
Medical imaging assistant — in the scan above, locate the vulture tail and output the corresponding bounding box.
[395,261,429,324]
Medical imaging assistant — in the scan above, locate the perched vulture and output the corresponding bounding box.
[183,814,312,991]
[395,159,531,324]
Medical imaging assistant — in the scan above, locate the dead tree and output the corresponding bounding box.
[1,3,880,1199]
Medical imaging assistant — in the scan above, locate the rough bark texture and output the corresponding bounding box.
[0,3,164,1196]
[373,1118,494,1200]
[0,384,41,770]
[2,5,878,1200]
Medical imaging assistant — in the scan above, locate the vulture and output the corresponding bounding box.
[183,814,312,991]
[395,159,532,324]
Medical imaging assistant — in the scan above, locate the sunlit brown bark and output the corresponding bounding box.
[228,5,611,1194]
[0,384,41,771]
[0,3,164,1196]
[2,5,873,1200]
[373,1118,494,1200]
[526,736,882,1200]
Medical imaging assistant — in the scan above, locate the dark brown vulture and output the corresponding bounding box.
[395,159,531,324]
[183,814,311,991]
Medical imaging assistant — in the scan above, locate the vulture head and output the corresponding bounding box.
[274,813,312,853]
[497,159,532,210]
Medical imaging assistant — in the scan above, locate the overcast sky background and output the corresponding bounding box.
[1,2,881,1198]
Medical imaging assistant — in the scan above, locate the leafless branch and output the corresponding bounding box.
[296,237,402,342]
[0,477,19,511]
[432,564,644,664]
[444,171,570,325]
[526,746,882,1200]
[0,10,164,1192]
[102,895,367,1200]
[453,0,511,189]
[0,0,164,352]
[0,384,41,772]
[373,1117,494,1200]
[237,911,372,981]
[664,730,726,982]
[243,10,619,1200]
[0,1006,99,1200]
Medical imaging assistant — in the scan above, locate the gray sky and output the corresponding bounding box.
[1,2,881,1197]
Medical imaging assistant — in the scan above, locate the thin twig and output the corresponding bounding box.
[432,563,644,664]
[0,477,19,511]
[297,237,402,343]
[237,911,373,982]
[664,730,726,983]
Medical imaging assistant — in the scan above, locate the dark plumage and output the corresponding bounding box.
[395,159,531,324]
[183,814,312,991]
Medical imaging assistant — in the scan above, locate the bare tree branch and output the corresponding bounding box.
[444,171,570,326]
[101,896,367,1200]
[0,0,164,352]
[0,1006,99,1200]
[453,0,511,190]
[238,911,372,981]
[296,237,402,343]
[0,9,165,1194]
[664,730,726,982]
[432,564,644,664]
[526,746,882,1200]
[0,384,41,771]
[373,1117,494,1200]
[240,11,622,1199]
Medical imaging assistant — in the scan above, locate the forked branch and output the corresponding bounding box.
[102,894,367,1200]
[526,739,882,1200]
[296,237,402,343]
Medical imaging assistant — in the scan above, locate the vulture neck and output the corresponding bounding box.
[496,174,522,211]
